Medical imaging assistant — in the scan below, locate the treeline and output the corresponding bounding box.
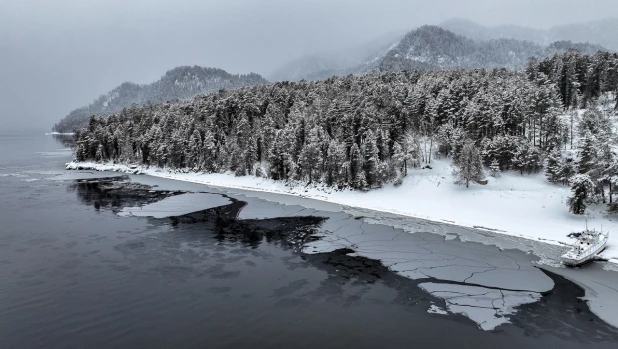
[74,52,618,214]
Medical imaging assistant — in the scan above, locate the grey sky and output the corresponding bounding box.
[1,0,617,131]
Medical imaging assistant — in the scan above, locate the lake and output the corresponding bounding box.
[1,133,617,348]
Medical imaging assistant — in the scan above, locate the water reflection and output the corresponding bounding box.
[63,176,618,346]
[50,133,74,147]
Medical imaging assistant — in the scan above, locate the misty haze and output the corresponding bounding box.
[1,1,618,348]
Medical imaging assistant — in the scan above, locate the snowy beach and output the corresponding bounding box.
[66,158,618,264]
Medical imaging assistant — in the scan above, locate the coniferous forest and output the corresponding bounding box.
[73,52,618,214]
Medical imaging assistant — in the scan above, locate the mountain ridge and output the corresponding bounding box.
[53,66,268,133]
[441,18,618,50]
[379,25,606,72]
[273,25,607,81]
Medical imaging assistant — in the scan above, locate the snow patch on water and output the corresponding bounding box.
[427,304,448,315]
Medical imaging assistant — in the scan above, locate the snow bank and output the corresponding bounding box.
[65,159,618,263]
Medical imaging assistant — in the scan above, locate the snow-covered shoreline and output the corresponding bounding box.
[66,159,618,264]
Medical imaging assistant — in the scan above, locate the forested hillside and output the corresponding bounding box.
[52,66,267,133]
[54,27,606,134]
[73,51,618,214]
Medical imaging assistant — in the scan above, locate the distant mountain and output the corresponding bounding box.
[53,66,268,133]
[441,18,618,50]
[272,25,607,81]
[379,26,605,72]
[269,30,405,82]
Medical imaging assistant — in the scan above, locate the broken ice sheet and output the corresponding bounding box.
[118,192,231,218]
[419,282,541,331]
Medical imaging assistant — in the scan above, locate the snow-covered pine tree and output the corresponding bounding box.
[356,171,368,192]
[268,130,290,181]
[559,153,576,185]
[577,132,597,174]
[454,140,485,188]
[545,149,563,183]
[299,127,323,183]
[202,129,216,171]
[392,132,421,176]
[362,130,380,187]
[435,123,464,158]
[325,139,347,186]
[393,142,406,175]
[349,143,362,184]
[603,159,618,205]
[188,129,202,169]
[567,174,595,214]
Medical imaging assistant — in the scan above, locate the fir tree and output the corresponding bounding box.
[545,149,563,183]
[299,127,323,183]
[454,140,485,188]
[349,143,362,182]
[325,140,347,186]
[362,130,380,187]
[577,132,597,174]
[356,171,368,191]
[567,174,595,214]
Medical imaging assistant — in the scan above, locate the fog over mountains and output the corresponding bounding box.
[378,26,605,72]
[271,22,609,82]
[268,30,406,82]
[441,18,618,50]
[54,18,615,132]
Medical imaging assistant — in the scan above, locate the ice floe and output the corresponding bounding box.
[419,282,541,330]
[118,192,232,218]
[427,304,448,315]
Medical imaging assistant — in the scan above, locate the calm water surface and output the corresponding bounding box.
[1,133,617,349]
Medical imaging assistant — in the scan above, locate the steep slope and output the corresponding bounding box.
[53,66,268,133]
[441,18,618,50]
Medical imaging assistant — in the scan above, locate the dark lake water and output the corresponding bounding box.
[1,133,618,349]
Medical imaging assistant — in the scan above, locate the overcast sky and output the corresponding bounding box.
[1,0,617,131]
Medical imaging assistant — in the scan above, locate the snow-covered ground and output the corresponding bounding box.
[66,158,618,264]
